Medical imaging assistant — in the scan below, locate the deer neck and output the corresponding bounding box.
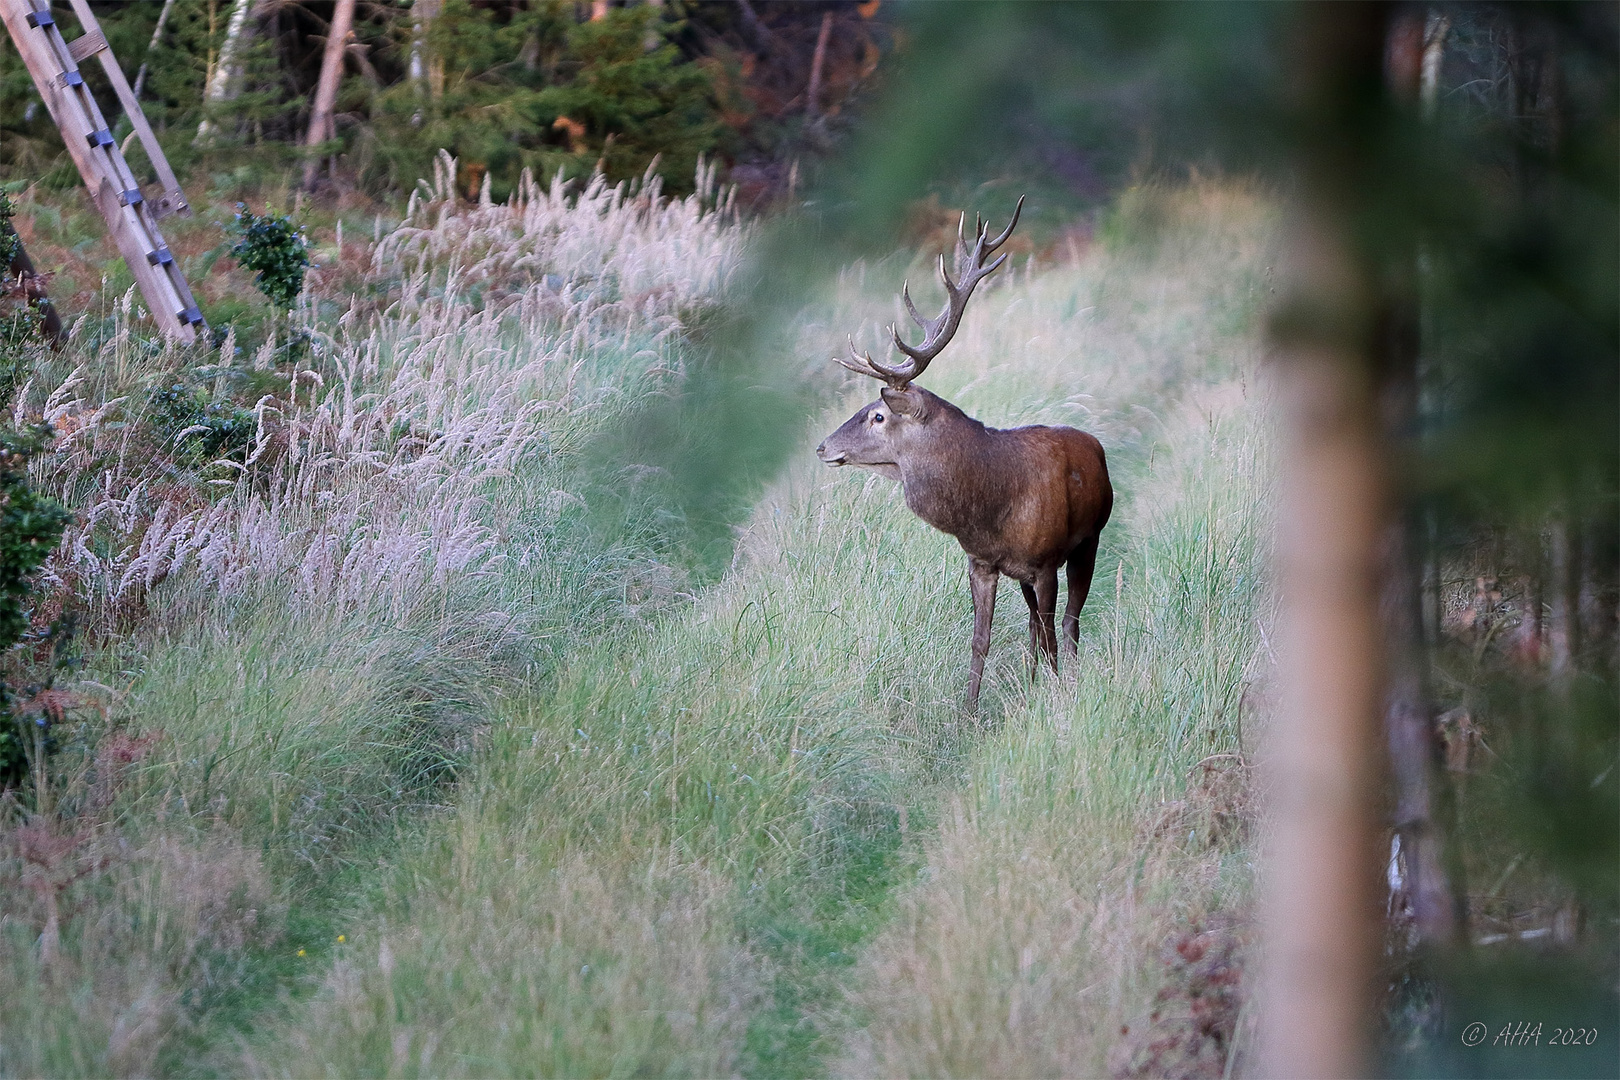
[897,411,1008,538]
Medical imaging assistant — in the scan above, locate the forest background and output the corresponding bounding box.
[0,2,1615,1078]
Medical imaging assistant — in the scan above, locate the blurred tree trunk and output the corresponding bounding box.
[1380,4,1462,951]
[303,0,357,188]
[1258,6,1391,1076]
[132,0,178,101]
[1421,12,1451,120]
[806,10,833,119]
[1548,514,1580,679]
[197,0,255,145]
[410,0,443,125]
[2,219,64,345]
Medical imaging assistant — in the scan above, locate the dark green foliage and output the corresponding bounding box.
[363,3,727,198]
[148,382,256,463]
[229,205,308,310]
[0,190,18,267]
[0,192,47,404]
[0,423,72,790]
[0,423,70,650]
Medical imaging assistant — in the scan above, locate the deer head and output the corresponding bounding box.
[816,196,1023,475]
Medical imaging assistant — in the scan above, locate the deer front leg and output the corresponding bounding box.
[967,558,999,709]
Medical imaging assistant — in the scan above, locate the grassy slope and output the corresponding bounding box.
[245,180,1278,1078]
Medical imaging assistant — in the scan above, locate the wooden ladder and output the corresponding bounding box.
[1,0,207,343]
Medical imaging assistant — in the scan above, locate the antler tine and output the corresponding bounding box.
[900,278,927,331]
[954,211,975,282]
[886,196,1026,379]
[982,194,1025,255]
[833,336,883,378]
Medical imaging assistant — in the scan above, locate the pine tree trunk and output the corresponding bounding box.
[303,0,358,189]
[1258,7,1390,1076]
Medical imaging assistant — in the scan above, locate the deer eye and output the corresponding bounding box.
[872,412,885,424]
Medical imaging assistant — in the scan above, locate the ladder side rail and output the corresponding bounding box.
[2,0,198,342]
[63,0,189,218]
[26,4,151,214]
[48,1,205,331]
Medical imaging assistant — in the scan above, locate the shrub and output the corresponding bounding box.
[147,382,257,462]
[229,206,309,310]
[0,423,72,789]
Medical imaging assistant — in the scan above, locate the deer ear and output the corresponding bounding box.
[880,385,927,417]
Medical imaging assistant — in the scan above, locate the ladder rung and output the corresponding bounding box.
[60,69,84,87]
[147,247,174,266]
[66,29,106,64]
[179,306,204,326]
[87,128,113,148]
[24,10,54,29]
[119,188,143,207]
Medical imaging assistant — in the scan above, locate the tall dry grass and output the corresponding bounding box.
[1,160,749,1077]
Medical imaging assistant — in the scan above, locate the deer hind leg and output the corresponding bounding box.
[1020,581,1041,677]
[967,558,999,710]
[1024,568,1061,675]
[1063,536,1101,658]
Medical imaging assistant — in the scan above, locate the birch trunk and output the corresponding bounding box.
[411,0,443,102]
[303,0,358,188]
[133,0,177,101]
[1380,3,1461,952]
[195,0,254,144]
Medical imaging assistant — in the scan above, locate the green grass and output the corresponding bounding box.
[231,179,1279,1078]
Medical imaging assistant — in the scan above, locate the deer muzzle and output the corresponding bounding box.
[816,441,847,466]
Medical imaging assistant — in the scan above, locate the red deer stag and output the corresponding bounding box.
[816,198,1112,709]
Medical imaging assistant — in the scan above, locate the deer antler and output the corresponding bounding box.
[833,336,890,381]
[830,197,1023,390]
[876,195,1023,386]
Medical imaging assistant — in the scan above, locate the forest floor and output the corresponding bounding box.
[0,167,1277,1078]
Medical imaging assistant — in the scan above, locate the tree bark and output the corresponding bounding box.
[806,10,834,119]
[1258,7,1391,1077]
[303,0,358,189]
[1548,513,1579,679]
[1421,13,1452,120]
[196,0,254,145]
[1380,1,1462,953]
[132,0,178,101]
